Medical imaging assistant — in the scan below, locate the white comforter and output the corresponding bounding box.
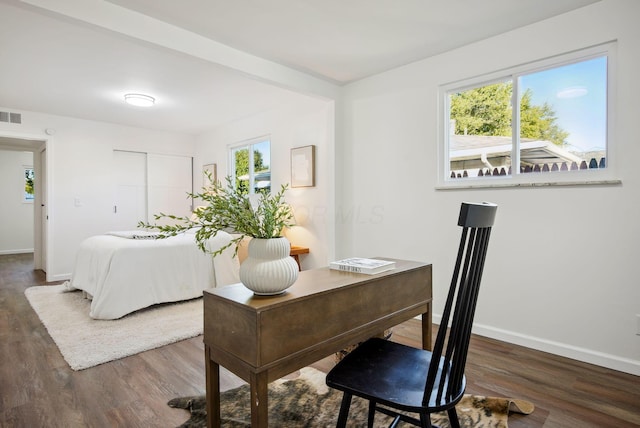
[68,231,239,319]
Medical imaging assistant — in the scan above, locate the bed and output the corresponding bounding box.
[66,230,239,320]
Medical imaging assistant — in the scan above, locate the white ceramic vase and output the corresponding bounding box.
[239,237,299,295]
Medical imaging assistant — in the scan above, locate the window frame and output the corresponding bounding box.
[228,135,272,195]
[437,42,619,189]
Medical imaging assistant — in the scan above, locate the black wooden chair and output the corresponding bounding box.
[326,202,498,428]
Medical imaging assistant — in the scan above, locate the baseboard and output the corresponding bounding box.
[0,249,34,255]
[47,273,71,282]
[431,314,640,377]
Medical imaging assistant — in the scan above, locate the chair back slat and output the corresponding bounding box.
[424,202,497,407]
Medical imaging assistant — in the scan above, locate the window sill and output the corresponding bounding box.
[435,179,622,190]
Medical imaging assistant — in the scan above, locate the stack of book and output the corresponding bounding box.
[329,258,396,275]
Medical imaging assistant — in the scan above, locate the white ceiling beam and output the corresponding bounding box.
[19,0,339,100]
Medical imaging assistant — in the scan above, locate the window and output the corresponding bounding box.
[440,43,615,187]
[230,137,271,195]
[24,167,34,202]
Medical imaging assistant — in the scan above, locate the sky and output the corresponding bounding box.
[519,56,607,152]
[255,139,271,169]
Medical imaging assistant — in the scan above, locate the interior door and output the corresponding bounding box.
[113,150,147,230]
[147,153,193,225]
[39,147,47,271]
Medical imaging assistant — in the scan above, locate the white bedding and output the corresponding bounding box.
[68,231,239,320]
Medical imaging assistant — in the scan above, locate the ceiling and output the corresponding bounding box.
[0,0,599,135]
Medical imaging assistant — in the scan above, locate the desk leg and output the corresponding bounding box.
[205,345,221,428]
[422,300,433,351]
[250,371,269,427]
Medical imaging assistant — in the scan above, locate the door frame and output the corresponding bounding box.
[0,130,52,278]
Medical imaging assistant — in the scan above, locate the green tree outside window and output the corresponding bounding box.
[24,168,34,201]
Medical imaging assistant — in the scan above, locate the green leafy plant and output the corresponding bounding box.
[139,175,294,257]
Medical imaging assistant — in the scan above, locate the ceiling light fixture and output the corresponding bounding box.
[124,93,155,107]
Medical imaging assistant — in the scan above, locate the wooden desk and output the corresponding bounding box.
[203,259,432,427]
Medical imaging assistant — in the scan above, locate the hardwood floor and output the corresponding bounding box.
[1,253,638,427]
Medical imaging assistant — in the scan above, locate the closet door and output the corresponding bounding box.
[147,154,193,225]
[112,150,147,230]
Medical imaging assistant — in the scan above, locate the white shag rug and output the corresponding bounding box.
[25,284,203,371]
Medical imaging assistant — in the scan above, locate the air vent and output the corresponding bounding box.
[0,111,22,124]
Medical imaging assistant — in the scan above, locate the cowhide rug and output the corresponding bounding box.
[168,367,534,428]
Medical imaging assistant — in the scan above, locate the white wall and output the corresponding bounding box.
[0,150,34,254]
[0,108,197,280]
[194,99,335,270]
[339,0,640,375]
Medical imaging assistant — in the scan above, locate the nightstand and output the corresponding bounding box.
[289,246,309,271]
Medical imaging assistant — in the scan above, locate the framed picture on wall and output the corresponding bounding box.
[203,163,217,186]
[291,145,315,188]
